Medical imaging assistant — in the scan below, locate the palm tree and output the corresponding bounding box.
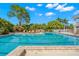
[63,18,68,24]
[56,18,68,32]
[56,18,68,24]
[8,5,30,26]
[56,18,62,23]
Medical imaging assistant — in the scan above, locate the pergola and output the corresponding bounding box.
[73,14,79,34]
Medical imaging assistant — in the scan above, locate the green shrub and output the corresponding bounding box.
[0,27,9,35]
[13,26,24,32]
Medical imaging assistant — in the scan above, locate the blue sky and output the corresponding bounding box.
[0,3,79,24]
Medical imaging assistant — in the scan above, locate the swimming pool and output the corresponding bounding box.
[0,33,79,56]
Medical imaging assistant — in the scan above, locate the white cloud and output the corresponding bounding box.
[55,5,63,10]
[26,6,29,9]
[38,13,43,16]
[62,3,67,7]
[37,4,42,7]
[45,12,55,16]
[46,3,58,9]
[61,6,74,12]
[55,3,67,10]
[74,10,79,15]
[25,6,35,11]
[55,4,74,12]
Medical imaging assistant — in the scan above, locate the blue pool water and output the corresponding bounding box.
[0,33,79,56]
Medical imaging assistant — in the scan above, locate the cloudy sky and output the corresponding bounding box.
[0,3,79,24]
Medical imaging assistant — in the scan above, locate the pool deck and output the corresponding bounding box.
[7,46,79,56]
[58,32,79,37]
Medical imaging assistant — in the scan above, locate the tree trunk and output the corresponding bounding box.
[18,19,21,26]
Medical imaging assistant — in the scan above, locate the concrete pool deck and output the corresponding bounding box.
[7,46,79,56]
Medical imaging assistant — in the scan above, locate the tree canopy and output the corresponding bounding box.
[0,18,14,34]
[48,20,64,29]
[56,18,68,24]
[8,5,30,26]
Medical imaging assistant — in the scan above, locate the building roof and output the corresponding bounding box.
[73,14,79,20]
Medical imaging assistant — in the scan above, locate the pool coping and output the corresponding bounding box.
[7,46,79,56]
[0,32,79,37]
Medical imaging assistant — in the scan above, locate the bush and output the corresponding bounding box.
[22,25,30,32]
[13,26,24,32]
[0,27,9,35]
[0,18,14,32]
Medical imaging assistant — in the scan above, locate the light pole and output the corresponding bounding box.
[74,20,76,34]
[63,23,66,32]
